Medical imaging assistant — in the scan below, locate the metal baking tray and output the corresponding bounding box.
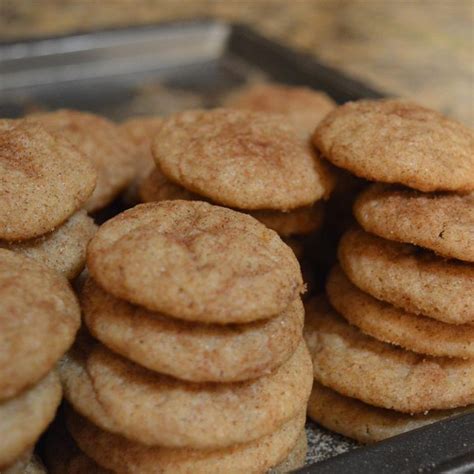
[1,20,472,474]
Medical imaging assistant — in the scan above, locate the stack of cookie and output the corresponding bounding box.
[0,119,97,280]
[59,201,314,473]
[138,108,335,263]
[305,99,474,443]
[0,249,80,471]
[29,109,136,213]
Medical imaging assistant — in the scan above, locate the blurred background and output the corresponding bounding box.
[1,0,473,125]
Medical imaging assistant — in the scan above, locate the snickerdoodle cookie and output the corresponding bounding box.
[139,168,324,236]
[354,184,474,262]
[225,83,335,137]
[327,265,474,359]
[307,381,472,444]
[87,343,312,448]
[304,296,474,413]
[154,109,334,210]
[121,116,164,183]
[67,409,306,474]
[29,110,135,212]
[313,99,474,192]
[1,210,96,280]
[87,202,303,323]
[82,277,304,382]
[0,249,80,400]
[0,371,61,468]
[338,228,474,324]
[0,120,96,241]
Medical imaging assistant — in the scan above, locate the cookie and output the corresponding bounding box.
[120,116,164,183]
[87,202,303,324]
[1,210,97,280]
[87,342,312,448]
[313,99,474,192]
[0,249,80,400]
[307,381,472,444]
[338,228,474,324]
[304,296,474,413]
[140,168,324,236]
[354,184,474,262]
[67,409,306,474]
[154,109,334,211]
[82,277,304,382]
[327,265,474,358]
[225,83,336,138]
[0,371,61,468]
[269,429,307,473]
[29,110,136,212]
[58,342,120,435]
[0,119,96,241]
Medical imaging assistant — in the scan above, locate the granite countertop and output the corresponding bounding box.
[0,0,472,124]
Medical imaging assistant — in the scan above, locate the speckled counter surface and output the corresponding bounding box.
[1,0,473,125]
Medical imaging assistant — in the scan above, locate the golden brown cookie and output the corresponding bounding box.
[313,99,474,192]
[304,296,474,413]
[0,249,80,400]
[225,83,336,138]
[326,266,474,359]
[120,116,164,183]
[307,381,472,444]
[269,429,307,473]
[354,184,474,262]
[87,342,312,448]
[140,168,324,236]
[338,228,474,324]
[0,371,61,468]
[1,210,97,280]
[67,409,306,474]
[82,277,304,382]
[0,120,96,241]
[327,265,474,358]
[154,109,334,210]
[87,202,304,324]
[29,109,135,212]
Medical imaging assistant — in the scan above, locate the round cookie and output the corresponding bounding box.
[87,342,312,448]
[354,184,474,262]
[120,116,164,182]
[225,83,336,138]
[338,228,474,324]
[269,430,307,473]
[29,109,136,212]
[304,296,474,413]
[0,371,61,468]
[327,265,474,359]
[154,108,334,210]
[307,381,472,444]
[0,119,96,241]
[0,249,80,400]
[87,202,303,323]
[139,168,324,236]
[313,99,474,192]
[1,210,97,280]
[82,277,304,382]
[67,409,306,474]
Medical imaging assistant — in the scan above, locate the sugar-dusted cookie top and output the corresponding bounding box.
[225,83,336,137]
[29,110,135,212]
[87,201,304,323]
[154,109,334,211]
[354,184,474,262]
[0,249,80,400]
[313,99,474,192]
[0,120,96,240]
